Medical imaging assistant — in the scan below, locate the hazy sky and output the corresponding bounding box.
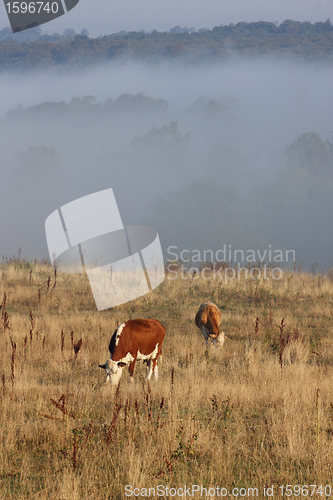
[1,0,333,36]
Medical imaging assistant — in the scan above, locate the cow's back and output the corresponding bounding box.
[112,319,165,361]
[195,302,221,333]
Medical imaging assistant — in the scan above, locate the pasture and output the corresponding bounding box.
[1,261,333,499]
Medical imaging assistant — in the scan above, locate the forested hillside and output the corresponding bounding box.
[1,18,333,70]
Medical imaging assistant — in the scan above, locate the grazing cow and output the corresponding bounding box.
[99,319,165,385]
[195,302,225,347]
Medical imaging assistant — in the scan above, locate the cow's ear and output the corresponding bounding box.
[99,363,107,369]
[117,362,126,368]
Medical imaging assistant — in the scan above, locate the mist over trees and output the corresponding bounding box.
[1,86,333,267]
[242,132,333,267]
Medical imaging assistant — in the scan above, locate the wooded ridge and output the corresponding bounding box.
[1,19,333,70]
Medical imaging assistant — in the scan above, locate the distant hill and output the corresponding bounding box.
[0,19,333,70]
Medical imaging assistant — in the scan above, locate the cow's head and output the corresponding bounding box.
[207,329,225,346]
[99,358,126,385]
[216,331,225,347]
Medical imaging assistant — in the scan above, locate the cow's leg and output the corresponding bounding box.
[202,327,210,348]
[149,357,159,380]
[128,357,137,382]
[153,362,159,380]
[146,359,154,381]
[147,356,159,381]
[158,345,162,365]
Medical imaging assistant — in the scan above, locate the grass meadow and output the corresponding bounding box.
[1,260,333,499]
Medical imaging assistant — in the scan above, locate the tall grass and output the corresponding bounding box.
[0,261,333,498]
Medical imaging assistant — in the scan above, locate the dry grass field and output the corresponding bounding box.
[1,260,333,499]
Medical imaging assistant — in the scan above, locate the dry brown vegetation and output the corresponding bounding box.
[1,261,333,499]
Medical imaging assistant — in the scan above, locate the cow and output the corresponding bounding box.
[99,319,166,385]
[195,302,225,347]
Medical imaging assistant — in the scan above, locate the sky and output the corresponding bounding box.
[1,0,333,36]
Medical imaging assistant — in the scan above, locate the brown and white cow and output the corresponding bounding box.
[195,302,225,347]
[99,319,165,385]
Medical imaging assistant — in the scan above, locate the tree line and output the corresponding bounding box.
[1,18,333,70]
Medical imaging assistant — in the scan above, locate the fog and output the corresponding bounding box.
[1,57,333,268]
